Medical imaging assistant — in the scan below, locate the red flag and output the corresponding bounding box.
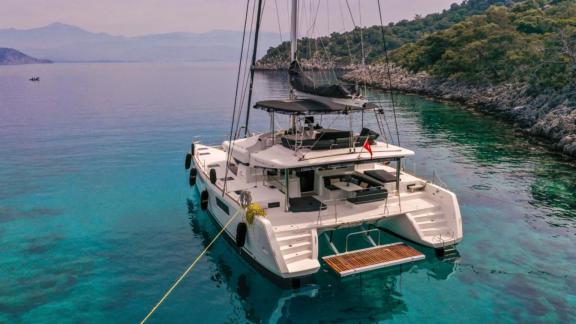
[363,138,373,159]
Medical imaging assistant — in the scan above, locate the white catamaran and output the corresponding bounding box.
[184,0,462,285]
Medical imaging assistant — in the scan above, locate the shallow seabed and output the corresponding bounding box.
[0,63,574,323]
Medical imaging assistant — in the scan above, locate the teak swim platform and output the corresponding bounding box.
[323,243,425,277]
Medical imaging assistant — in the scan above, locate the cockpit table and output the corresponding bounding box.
[333,181,363,192]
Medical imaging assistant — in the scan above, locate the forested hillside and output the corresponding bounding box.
[259,0,522,66]
[395,0,576,91]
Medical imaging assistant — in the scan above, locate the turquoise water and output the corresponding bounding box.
[0,63,574,323]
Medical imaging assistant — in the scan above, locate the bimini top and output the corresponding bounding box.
[254,99,378,115]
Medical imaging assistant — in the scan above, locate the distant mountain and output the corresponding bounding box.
[0,48,51,65]
[0,23,281,63]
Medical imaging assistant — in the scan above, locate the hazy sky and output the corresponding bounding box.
[1,0,459,36]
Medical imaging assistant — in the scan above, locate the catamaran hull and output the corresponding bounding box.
[193,157,319,283]
[189,143,462,283]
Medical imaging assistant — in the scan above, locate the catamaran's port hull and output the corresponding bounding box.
[193,155,320,281]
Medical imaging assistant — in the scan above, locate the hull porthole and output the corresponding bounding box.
[200,190,209,210]
[236,222,247,248]
[189,168,197,186]
[209,168,217,184]
[184,153,192,170]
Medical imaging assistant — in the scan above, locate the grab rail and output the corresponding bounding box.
[345,229,381,252]
[316,197,345,225]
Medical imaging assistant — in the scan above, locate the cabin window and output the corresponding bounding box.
[268,202,280,208]
[228,163,238,176]
[216,197,229,215]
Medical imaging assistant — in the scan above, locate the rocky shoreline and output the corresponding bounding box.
[255,61,357,71]
[342,65,576,158]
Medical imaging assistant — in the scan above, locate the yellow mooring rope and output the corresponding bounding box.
[141,209,241,323]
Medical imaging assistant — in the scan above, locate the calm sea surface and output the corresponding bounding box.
[0,63,575,323]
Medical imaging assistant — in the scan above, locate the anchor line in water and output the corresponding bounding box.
[141,209,241,324]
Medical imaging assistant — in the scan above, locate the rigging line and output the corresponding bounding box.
[317,36,337,82]
[362,67,393,144]
[228,0,258,165]
[235,0,258,138]
[344,0,357,28]
[243,0,266,137]
[376,101,394,145]
[224,0,252,195]
[342,0,391,144]
[273,0,284,43]
[325,0,340,82]
[377,0,401,146]
[140,209,242,324]
[357,0,368,96]
[344,0,362,70]
[237,0,258,123]
[326,0,330,36]
[313,1,336,84]
[304,0,321,38]
[373,88,394,144]
[304,1,312,61]
[237,0,267,134]
[337,0,354,65]
[351,5,390,144]
[232,0,256,137]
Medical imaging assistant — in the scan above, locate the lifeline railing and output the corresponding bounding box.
[345,228,382,252]
[432,170,450,189]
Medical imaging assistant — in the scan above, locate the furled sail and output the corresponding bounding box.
[289,60,359,99]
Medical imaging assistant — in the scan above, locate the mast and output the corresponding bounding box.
[244,0,264,137]
[289,0,298,123]
[290,0,298,62]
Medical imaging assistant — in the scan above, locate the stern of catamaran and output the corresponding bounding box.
[216,118,461,274]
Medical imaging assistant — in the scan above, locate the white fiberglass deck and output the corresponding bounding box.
[192,140,462,279]
[194,144,456,236]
